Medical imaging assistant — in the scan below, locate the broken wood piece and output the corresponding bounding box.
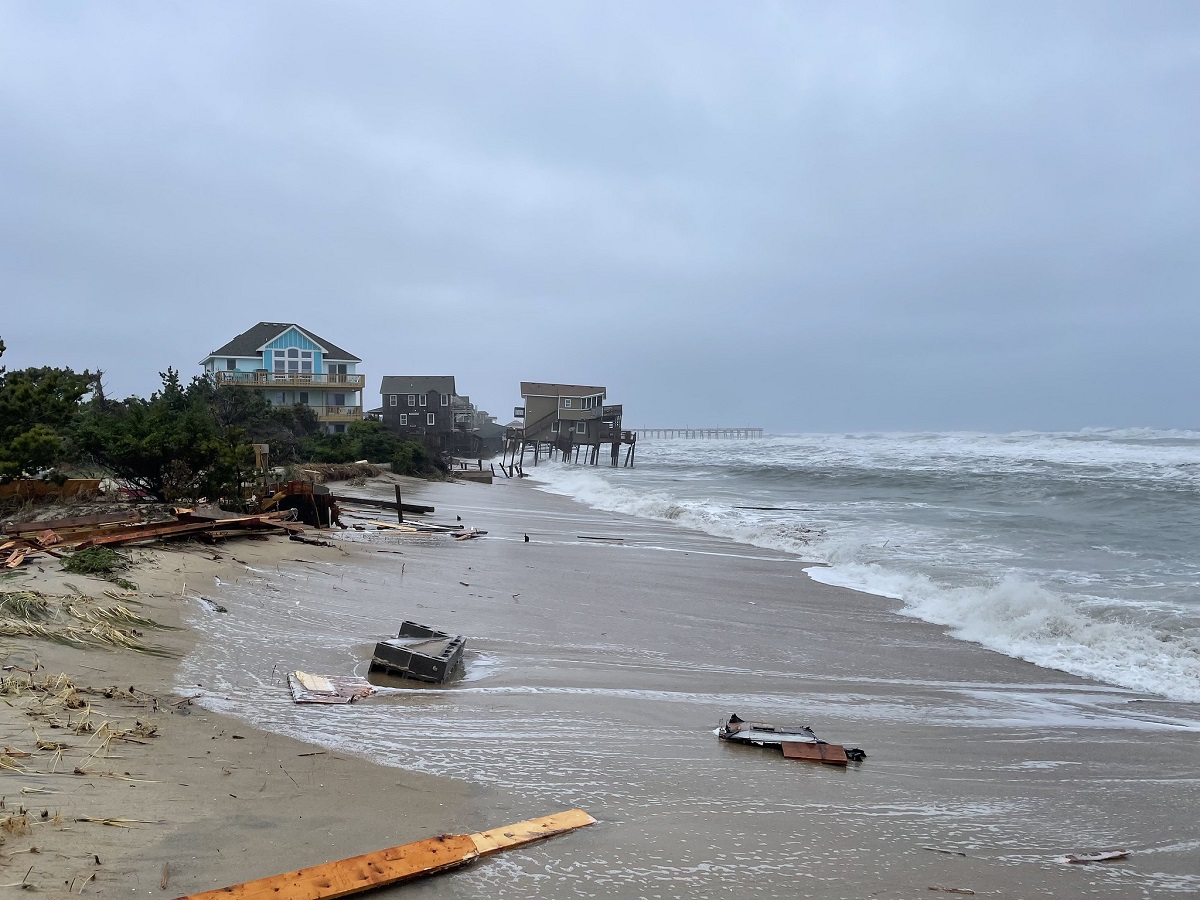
[468,808,596,855]
[329,494,433,514]
[927,888,975,895]
[922,846,968,857]
[1056,849,1129,864]
[173,809,595,900]
[577,535,624,542]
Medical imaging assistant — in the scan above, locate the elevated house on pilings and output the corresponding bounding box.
[502,382,636,471]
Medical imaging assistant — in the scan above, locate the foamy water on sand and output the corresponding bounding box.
[180,476,1200,898]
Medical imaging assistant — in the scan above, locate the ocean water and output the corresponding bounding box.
[529,430,1200,703]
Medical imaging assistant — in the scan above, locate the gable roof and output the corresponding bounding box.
[204,323,361,362]
[380,376,457,397]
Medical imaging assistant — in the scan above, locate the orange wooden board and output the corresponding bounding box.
[781,742,849,765]
[175,834,478,900]
[175,809,595,900]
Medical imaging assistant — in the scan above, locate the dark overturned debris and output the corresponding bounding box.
[369,621,466,684]
[718,713,866,765]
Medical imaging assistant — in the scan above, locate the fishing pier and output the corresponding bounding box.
[634,427,764,439]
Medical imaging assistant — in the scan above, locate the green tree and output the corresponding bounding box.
[73,369,234,501]
[0,339,95,476]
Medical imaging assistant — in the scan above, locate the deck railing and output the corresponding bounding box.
[214,371,366,388]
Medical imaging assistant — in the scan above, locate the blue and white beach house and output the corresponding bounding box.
[200,322,364,433]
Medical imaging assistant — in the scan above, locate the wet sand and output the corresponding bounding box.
[183,475,1200,898]
[3,475,1198,897]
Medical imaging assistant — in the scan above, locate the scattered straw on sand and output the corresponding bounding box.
[0,590,174,655]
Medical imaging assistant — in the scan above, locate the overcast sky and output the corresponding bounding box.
[2,2,1197,431]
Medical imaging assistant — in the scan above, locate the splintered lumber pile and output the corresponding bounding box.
[175,809,595,900]
[0,510,304,566]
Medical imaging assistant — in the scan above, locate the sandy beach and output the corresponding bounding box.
[2,472,1198,898]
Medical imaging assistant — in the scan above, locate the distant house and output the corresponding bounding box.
[379,375,462,440]
[199,322,364,434]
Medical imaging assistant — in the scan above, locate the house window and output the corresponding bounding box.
[298,392,309,405]
[551,421,560,433]
[426,412,435,426]
[283,348,313,373]
[273,355,285,373]
[576,422,586,434]
[333,394,346,407]
[440,394,449,406]
[408,394,416,406]
[420,395,427,407]
[226,359,236,370]
[390,395,397,406]
[276,393,286,405]
[332,423,346,434]
[562,398,573,409]
[399,414,408,425]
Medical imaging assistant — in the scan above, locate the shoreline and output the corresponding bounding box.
[3,472,1198,897]
[0,501,494,897]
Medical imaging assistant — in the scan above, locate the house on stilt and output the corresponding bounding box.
[501,382,635,473]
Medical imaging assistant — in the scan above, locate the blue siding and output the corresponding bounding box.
[264,327,324,371]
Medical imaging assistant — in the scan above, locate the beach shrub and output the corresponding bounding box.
[62,547,138,591]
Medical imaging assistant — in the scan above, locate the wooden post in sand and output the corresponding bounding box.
[395,485,403,524]
[174,809,595,900]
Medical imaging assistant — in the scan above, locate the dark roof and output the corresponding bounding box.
[521,382,606,397]
[380,376,457,397]
[204,323,361,362]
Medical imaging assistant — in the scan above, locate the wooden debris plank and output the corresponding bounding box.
[4,548,29,568]
[2,510,142,534]
[176,833,478,900]
[174,809,594,900]
[329,494,434,514]
[69,513,291,548]
[469,808,596,855]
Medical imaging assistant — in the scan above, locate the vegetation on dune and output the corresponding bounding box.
[61,548,138,591]
[0,338,96,477]
[0,334,447,503]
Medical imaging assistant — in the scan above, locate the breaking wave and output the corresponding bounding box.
[528,431,1200,703]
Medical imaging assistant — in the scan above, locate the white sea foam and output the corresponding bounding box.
[804,565,1200,702]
